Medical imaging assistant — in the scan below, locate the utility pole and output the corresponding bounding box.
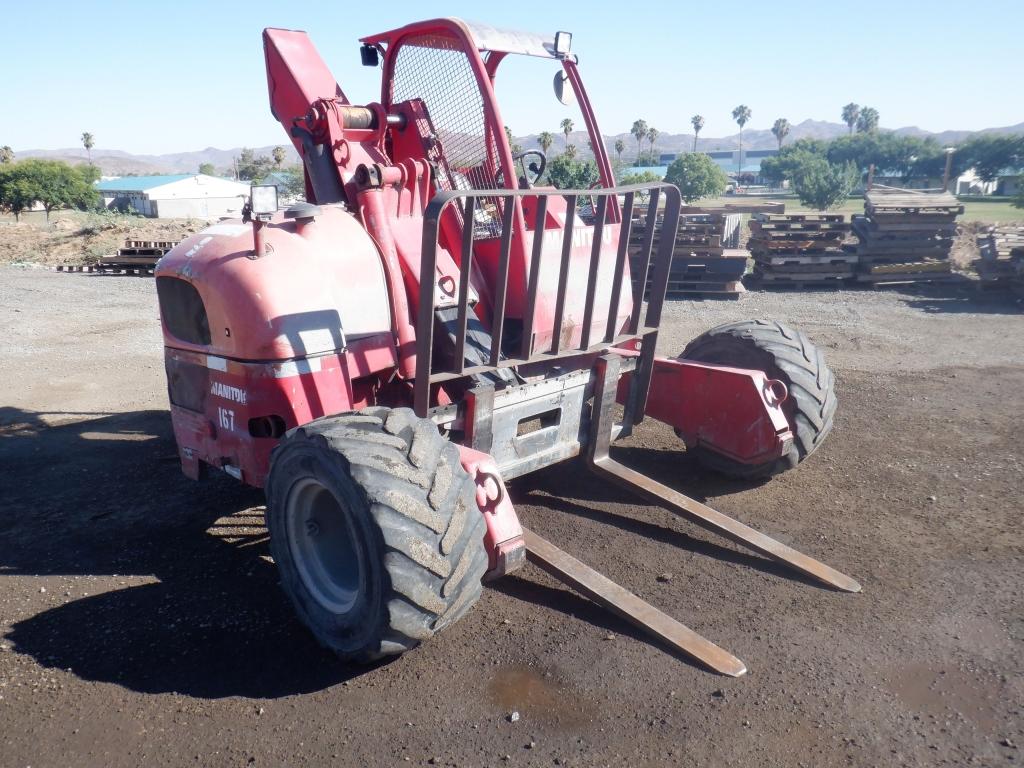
[942,147,956,193]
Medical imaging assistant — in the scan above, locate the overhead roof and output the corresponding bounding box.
[95,175,194,192]
[363,18,559,58]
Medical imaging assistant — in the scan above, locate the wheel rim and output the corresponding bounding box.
[284,476,362,614]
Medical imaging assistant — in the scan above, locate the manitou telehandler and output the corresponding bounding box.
[155,18,858,676]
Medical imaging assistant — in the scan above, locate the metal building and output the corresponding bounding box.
[95,174,251,219]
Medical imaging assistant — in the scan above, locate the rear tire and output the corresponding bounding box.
[265,407,488,661]
[681,319,837,479]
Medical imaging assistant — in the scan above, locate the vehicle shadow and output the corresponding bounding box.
[518,439,767,506]
[0,407,386,699]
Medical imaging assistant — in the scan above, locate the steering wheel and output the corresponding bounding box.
[511,149,546,188]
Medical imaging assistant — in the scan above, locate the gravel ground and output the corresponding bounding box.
[1,265,1022,767]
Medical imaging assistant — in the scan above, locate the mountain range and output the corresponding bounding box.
[14,119,1024,175]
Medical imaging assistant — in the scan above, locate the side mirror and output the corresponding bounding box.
[360,44,379,67]
[553,71,576,106]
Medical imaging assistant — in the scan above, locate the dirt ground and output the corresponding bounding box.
[1,266,1022,768]
[0,211,202,267]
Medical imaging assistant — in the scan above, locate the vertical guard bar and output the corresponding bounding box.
[453,197,476,375]
[605,192,635,343]
[414,200,444,417]
[626,186,681,427]
[488,198,517,366]
[416,183,675,416]
[580,196,609,350]
[629,189,661,335]
[519,194,548,360]
[549,196,577,356]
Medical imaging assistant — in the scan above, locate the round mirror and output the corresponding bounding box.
[553,71,576,106]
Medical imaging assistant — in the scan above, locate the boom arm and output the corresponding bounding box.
[263,28,389,205]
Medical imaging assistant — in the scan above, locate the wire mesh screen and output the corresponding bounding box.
[390,33,505,237]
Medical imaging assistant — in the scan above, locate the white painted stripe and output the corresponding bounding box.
[272,358,323,378]
[206,355,228,371]
[204,224,250,237]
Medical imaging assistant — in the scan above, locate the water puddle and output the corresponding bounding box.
[488,665,596,731]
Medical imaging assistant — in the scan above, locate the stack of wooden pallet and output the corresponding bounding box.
[974,224,1024,287]
[95,239,180,275]
[746,213,853,288]
[629,211,746,298]
[849,189,962,285]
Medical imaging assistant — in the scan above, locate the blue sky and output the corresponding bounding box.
[3,0,1021,154]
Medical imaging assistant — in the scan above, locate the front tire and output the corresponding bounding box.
[265,407,488,661]
[681,319,837,479]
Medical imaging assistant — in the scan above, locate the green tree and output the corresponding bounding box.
[691,114,704,152]
[537,131,555,154]
[614,138,625,162]
[759,138,828,185]
[771,118,791,149]
[631,119,648,162]
[277,166,306,198]
[647,127,659,159]
[560,118,574,150]
[0,146,13,164]
[0,164,34,220]
[272,146,287,167]
[236,147,273,181]
[4,159,99,221]
[564,144,577,160]
[544,154,599,190]
[198,162,216,176]
[792,158,858,210]
[732,105,751,174]
[841,103,860,134]
[957,134,1024,182]
[856,106,880,134]
[664,152,728,202]
[504,126,523,154]
[81,132,95,163]
[1014,177,1024,210]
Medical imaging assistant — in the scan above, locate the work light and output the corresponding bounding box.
[554,31,572,56]
[250,184,278,216]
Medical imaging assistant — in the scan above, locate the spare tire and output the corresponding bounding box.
[265,407,488,661]
[681,319,837,479]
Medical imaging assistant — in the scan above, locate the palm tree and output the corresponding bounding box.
[647,127,659,161]
[565,144,577,160]
[631,119,648,163]
[841,103,860,134]
[0,146,13,164]
[272,146,286,167]
[856,107,880,134]
[537,131,555,154]
[691,115,704,152]
[771,118,790,149]
[614,138,625,163]
[731,105,751,175]
[81,132,95,164]
[560,118,574,151]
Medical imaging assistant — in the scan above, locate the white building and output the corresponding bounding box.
[95,174,251,219]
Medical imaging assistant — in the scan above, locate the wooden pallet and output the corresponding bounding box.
[754,269,852,282]
[867,261,951,275]
[123,240,178,249]
[663,280,745,299]
[56,264,154,276]
[855,272,959,284]
[864,189,963,216]
[756,253,858,266]
[100,254,163,266]
[752,212,843,223]
[746,273,849,290]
